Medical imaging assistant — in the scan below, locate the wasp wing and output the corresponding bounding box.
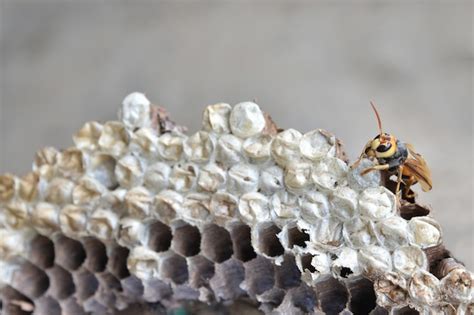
[404,143,433,192]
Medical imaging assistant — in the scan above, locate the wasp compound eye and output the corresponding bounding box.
[376,143,392,153]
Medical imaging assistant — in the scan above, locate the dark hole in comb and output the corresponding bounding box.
[108,246,130,279]
[46,265,75,300]
[259,224,284,257]
[82,237,108,272]
[348,277,376,315]
[29,235,55,269]
[287,227,310,248]
[275,255,301,289]
[172,222,201,257]
[314,276,349,315]
[230,223,256,262]
[148,220,173,253]
[340,267,353,278]
[12,261,50,299]
[160,253,189,285]
[54,235,86,271]
[301,254,316,273]
[201,224,233,263]
[33,296,61,315]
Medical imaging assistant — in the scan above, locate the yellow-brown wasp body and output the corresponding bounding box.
[355,102,433,199]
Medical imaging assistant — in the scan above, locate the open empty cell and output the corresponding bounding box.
[230,223,256,262]
[11,261,49,299]
[60,296,86,315]
[188,255,215,288]
[347,277,376,315]
[120,275,144,299]
[147,220,173,252]
[160,253,189,285]
[171,222,200,257]
[73,268,99,301]
[287,227,310,249]
[201,224,233,263]
[244,256,275,297]
[0,285,35,315]
[33,296,61,315]
[46,265,75,300]
[257,224,284,257]
[142,278,172,303]
[95,272,122,307]
[82,237,108,272]
[54,235,86,271]
[107,246,130,279]
[209,258,245,301]
[29,235,55,269]
[275,255,301,289]
[283,284,318,313]
[300,254,316,273]
[314,276,349,315]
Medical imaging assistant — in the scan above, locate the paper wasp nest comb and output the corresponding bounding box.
[0,92,472,315]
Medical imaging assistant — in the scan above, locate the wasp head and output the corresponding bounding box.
[365,133,398,159]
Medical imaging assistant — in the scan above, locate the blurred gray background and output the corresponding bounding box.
[0,1,472,268]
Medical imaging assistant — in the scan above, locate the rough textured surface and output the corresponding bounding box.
[0,2,472,270]
[0,97,472,314]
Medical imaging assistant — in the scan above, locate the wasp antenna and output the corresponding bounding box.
[370,101,383,135]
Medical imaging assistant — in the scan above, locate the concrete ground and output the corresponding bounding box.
[0,1,472,268]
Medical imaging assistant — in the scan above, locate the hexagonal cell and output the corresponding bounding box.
[147,220,173,253]
[28,235,55,269]
[60,296,86,315]
[201,224,233,263]
[72,268,99,302]
[229,223,256,262]
[33,296,61,315]
[243,256,274,297]
[274,255,301,289]
[160,252,189,285]
[45,265,75,300]
[142,279,172,303]
[171,222,200,257]
[287,227,310,249]
[188,255,215,288]
[95,272,122,308]
[11,261,49,299]
[0,286,34,315]
[257,287,286,313]
[209,258,245,301]
[120,275,144,300]
[82,237,108,273]
[347,277,376,315]
[275,283,317,314]
[54,235,86,271]
[314,276,349,315]
[107,246,130,279]
[257,224,284,257]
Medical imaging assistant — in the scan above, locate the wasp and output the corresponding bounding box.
[353,102,433,199]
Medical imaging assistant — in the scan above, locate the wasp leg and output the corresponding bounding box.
[360,164,390,176]
[403,176,418,199]
[395,165,404,198]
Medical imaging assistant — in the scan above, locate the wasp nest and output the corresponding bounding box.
[0,93,472,315]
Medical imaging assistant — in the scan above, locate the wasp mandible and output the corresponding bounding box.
[353,102,433,199]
